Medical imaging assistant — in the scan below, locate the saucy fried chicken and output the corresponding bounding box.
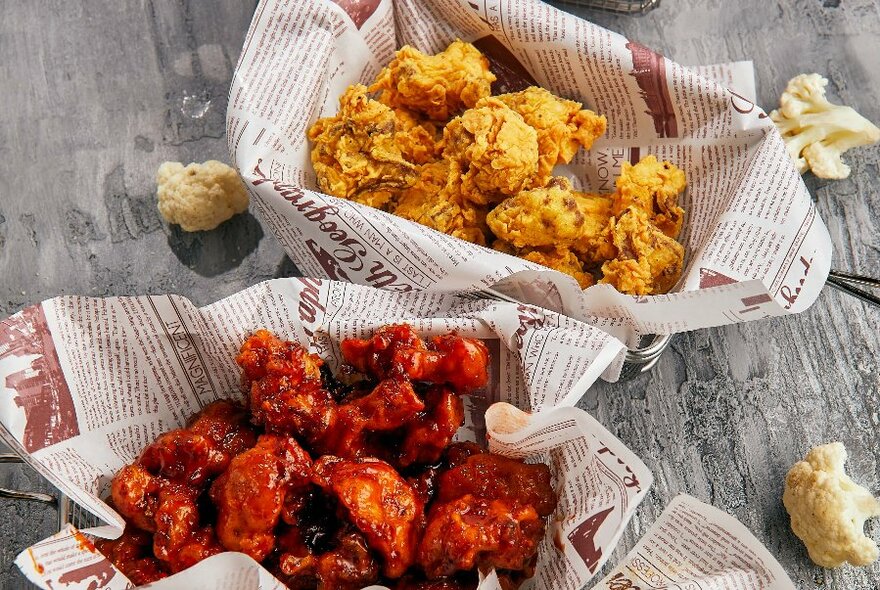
[237,330,336,444]
[210,434,313,562]
[279,525,380,590]
[442,99,539,205]
[418,496,544,578]
[611,155,686,239]
[371,40,496,122]
[435,453,557,517]
[600,206,685,295]
[103,325,557,588]
[95,528,168,585]
[399,386,465,467]
[393,161,488,245]
[341,324,489,392]
[489,87,607,184]
[308,84,418,209]
[313,456,424,578]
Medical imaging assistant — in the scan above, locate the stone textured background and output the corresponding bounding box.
[1,0,878,587]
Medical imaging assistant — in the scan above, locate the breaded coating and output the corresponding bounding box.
[307,84,418,209]
[443,98,539,205]
[494,239,594,289]
[612,155,686,239]
[371,40,496,121]
[393,161,488,245]
[490,87,607,184]
[600,207,684,295]
[486,177,612,249]
[392,106,441,165]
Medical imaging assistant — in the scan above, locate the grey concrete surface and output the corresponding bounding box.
[1,0,878,588]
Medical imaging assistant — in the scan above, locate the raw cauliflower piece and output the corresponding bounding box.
[783,442,880,567]
[770,73,880,179]
[156,160,249,231]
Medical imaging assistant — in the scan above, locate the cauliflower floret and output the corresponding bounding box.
[156,161,250,231]
[783,442,880,567]
[770,73,880,179]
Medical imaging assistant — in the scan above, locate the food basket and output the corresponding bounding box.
[558,0,661,14]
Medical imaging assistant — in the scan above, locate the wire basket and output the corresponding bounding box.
[555,0,661,14]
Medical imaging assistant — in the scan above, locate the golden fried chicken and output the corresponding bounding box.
[490,87,607,183]
[393,161,488,245]
[370,40,496,121]
[399,386,465,467]
[237,330,336,444]
[417,496,544,578]
[435,453,557,517]
[210,434,313,562]
[612,155,686,239]
[600,207,685,295]
[486,177,612,249]
[341,324,490,393]
[442,99,539,205]
[308,84,418,209]
[393,106,442,164]
[312,456,424,578]
[493,239,594,289]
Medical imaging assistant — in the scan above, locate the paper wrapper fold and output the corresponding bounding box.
[3,278,654,589]
[227,0,832,355]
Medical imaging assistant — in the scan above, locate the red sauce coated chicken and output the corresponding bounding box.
[101,325,555,589]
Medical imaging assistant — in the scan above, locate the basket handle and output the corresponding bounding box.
[0,454,56,504]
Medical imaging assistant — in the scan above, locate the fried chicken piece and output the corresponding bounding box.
[444,442,487,468]
[600,206,685,295]
[109,464,217,572]
[400,386,465,467]
[210,434,313,562]
[313,456,424,578]
[493,239,594,289]
[186,399,258,460]
[111,464,162,533]
[611,155,686,239]
[370,40,496,121]
[489,87,607,183]
[308,84,418,209]
[341,325,490,393]
[406,465,442,507]
[167,526,223,573]
[138,430,227,489]
[443,99,539,205]
[393,106,441,164]
[435,453,557,517]
[393,161,488,245]
[279,525,380,590]
[237,330,336,443]
[327,377,426,458]
[152,483,200,565]
[487,177,612,250]
[417,495,544,578]
[395,574,478,590]
[95,527,168,586]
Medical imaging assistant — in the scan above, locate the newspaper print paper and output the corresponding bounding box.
[593,495,796,590]
[227,0,832,348]
[3,278,651,589]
